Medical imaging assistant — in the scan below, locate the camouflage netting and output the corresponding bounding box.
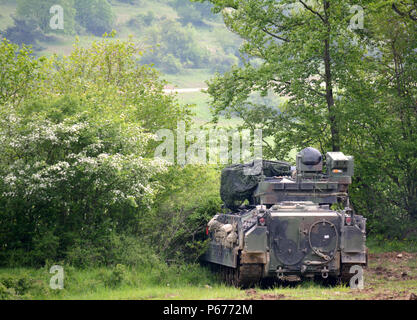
[208,217,238,248]
[220,160,291,210]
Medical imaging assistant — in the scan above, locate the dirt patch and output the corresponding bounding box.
[237,252,415,300]
[350,288,414,300]
[369,252,416,262]
[245,289,285,300]
[259,293,286,300]
[371,290,414,300]
[357,252,417,300]
[367,252,417,281]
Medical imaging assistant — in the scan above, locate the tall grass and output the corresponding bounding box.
[367,236,417,253]
[0,263,221,300]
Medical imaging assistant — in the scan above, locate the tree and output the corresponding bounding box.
[202,0,417,237]
[0,35,193,266]
[0,39,44,107]
[2,16,45,46]
[173,0,216,26]
[74,0,115,36]
[340,1,417,236]
[141,20,210,73]
[390,0,417,21]
[0,99,167,266]
[204,0,368,156]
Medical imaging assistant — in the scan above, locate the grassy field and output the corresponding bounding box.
[176,90,244,128]
[163,69,213,88]
[1,241,416,300]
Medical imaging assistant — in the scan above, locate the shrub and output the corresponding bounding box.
[3,16,45,46]
[0,107,167,267]
[16,0,76,35]
[65,234,162,268]
[0,274,33,296]
[74,0,115,36]
[0,283,17,300]
[141,21,210,73]
[103,264,127,288]
[148,165,222,263]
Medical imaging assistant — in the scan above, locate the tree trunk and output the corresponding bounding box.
[323,0,340,152]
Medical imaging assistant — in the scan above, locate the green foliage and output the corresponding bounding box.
[148,165,222,263]
[103,264,127,288]
[2,16,45,46]
[0,36,199,268]
[367,235,417,253]
[209,52,239,73]
[203,0,417,237]
[9,0,114,41]
[0,272,39,299]
[205,0,367,155]
[31,232,60,267]
[171,0,216,26]
[65,234,162,268]
[0,34,220,270]
[141,20,210,74]
[0,99,167,266]
[0,39,44,107]
[74,0,115,36]
[1,0,242,79]
[0,282,17,300]
[342,2,417,237]
[0,262,220,299]
[42,35,191,134]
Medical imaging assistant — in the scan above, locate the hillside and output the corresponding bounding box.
[0,0,286,127]
[0,0,241,86]
[0,0,248,125]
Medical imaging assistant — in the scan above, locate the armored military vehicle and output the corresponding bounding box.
[202,147,367,287]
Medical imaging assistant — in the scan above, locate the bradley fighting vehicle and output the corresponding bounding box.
[202,147,367,287]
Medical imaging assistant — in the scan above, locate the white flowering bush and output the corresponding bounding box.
[0,105,167,266]
[0,35,204,268]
